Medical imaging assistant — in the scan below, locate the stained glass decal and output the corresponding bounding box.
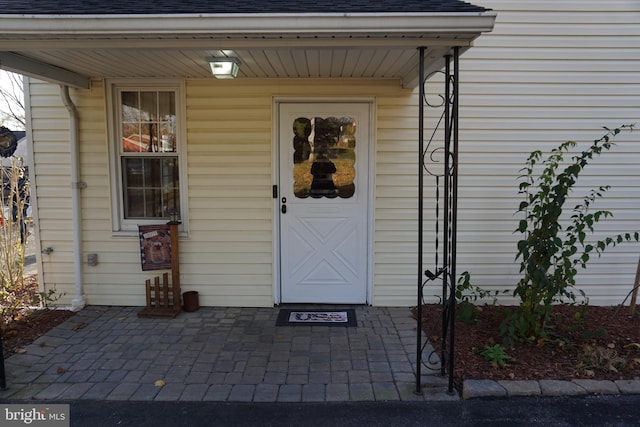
[292,116,356,199]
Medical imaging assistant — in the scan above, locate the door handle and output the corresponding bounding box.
[281,204,287,214]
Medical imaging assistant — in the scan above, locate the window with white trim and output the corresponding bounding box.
[110,83,185,232]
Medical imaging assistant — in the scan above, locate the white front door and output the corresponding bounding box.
[278,102,370,304]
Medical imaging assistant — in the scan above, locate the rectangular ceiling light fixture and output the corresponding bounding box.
[209,57,240,79]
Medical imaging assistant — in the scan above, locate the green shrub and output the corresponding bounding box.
[480,344,511,367]
[502,125,639,344]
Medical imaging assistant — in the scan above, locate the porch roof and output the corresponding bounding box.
[0,0,495,89]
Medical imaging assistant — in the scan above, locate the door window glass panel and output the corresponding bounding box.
[292,116,356,199]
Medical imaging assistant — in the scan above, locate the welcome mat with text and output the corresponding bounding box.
[276,309,357,327]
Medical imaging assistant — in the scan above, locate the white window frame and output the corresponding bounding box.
[107,79,188,235]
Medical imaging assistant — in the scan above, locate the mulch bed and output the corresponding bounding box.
[420,303,640,390]
[1,275,75,358]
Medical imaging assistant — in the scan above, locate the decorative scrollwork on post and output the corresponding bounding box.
[416,47,460,396]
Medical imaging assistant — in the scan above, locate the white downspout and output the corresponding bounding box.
[60,85,85,311]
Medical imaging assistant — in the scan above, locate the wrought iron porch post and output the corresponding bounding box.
[442,53,451,378]
[447,47,460,394]
[415,46,426,395]
[415,46,460,396]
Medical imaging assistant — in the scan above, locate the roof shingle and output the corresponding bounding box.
[0,0,488,15]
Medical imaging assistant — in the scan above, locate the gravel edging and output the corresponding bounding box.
[462,379,640,399]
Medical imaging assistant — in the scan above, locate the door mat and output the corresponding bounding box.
[276,309,357,327]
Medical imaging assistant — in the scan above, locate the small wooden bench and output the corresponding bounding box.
[137,272,181,318]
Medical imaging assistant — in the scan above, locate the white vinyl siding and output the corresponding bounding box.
[450,0,640,305]
[183,80,274,307]
[27,79,107,303]
[373,92,421,306]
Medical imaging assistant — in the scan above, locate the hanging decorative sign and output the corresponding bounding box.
[138,224,172,271]
[0,126,18,158]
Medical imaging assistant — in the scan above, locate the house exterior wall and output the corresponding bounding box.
[29,78,423,307]
[27,0,640,308]
[454,0,640,305]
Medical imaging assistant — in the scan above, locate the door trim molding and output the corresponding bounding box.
[272,97,376,305]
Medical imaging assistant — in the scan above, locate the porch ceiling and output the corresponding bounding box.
[0,12,495,89]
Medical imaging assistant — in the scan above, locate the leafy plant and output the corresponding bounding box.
[581,327,608,341]
[455,272,506,324]
[502,125,639,344]
[456,271,504,305]
[456,302,479,324]
[480,344,511,367]
[32,285,66,309]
